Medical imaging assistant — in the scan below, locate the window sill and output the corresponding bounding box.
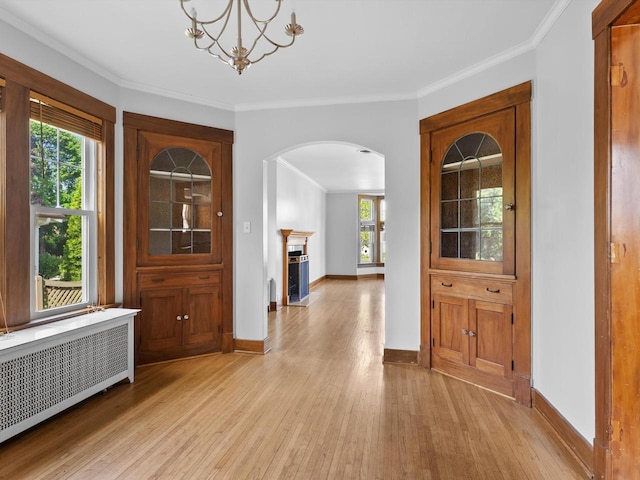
[4,303,122,334]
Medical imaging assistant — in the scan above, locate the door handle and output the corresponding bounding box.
[441,282,453,287]
[486,287,500,293]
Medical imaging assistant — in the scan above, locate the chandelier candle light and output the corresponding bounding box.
[180,0,304,75]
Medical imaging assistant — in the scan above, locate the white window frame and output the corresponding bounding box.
[30,131,98,318]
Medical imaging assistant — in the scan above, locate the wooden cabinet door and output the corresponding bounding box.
[430,109,516,276]
[432,293,469,366]
[184,285,222,349]
[137,131,223,267]
[139,288,184,353]
[469,300,513,379]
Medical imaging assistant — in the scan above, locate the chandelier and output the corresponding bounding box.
[180,0,304,75]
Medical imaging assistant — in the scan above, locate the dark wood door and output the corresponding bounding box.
[137,131,223,267]
[430,108,516,276]
[432,294,468,366]
[470,300,512,380]
[139,288,184,353]
[184,285,222,348]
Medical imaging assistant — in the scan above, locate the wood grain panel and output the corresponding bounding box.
[419,81,531,133]
[420,132,432,368]
[382,349,418,364]
[234,338,269,354]
[513,99,532,407]
[593,0,636,36]
[2,81,30,326]
[97,120,115,306]
[610,23,640,480]
[593,27,613,480]
[0,53,115,122]
[123,112,233,144]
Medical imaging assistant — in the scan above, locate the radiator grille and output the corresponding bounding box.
[0,324,128,431]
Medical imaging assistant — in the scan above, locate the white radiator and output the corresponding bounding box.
[0,308,137,443]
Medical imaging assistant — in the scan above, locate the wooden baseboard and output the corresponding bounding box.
[325,275,358,281]
[325,274,385,281]
[383,348,418,365]
[358,273,385,279]
[222,332,234,353]
[418,344,430,368]
[268,301,277,312]
[309,276,326,289]
[532,389,593,478]
[234,337,271,354]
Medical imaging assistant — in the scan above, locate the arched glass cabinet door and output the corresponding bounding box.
[430,109,515,275]
[138,131,222,266]
[148,147,213,255]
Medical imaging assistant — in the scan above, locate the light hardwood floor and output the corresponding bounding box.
[0,278,585,479]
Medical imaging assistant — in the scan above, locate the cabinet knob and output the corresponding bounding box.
[176,315,182,321]
[184,314,190,320]
[505,203,515,211]
[217,211,223,217]
[462,328,469,335]
[468,330,476,337]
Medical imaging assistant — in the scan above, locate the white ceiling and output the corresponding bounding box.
[279,143,384,193]
[0,0,562,191]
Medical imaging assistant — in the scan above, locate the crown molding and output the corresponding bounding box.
[235,91,417,112]
[276,157,328,193]
[531,0,572,47]
[416,0,570,101]
[0,7,121,86]
[0,0,571,113]
[118,79,235,112]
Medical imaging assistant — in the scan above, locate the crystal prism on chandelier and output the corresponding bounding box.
[180,0,304,75]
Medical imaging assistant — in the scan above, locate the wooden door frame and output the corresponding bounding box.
[419,82,532,406]
[592,1,640,478]
[122,112,234,354]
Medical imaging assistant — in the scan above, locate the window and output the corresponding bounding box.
[0,56,116,328]
[30,96,99,314]
[440,132,503,261]
[359,195,385,265]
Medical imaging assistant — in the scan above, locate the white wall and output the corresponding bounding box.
[235,100,419,347]
[533,0,597,443]
[1,0,599,443]
[267,158,327,304]
[326,193,359,276]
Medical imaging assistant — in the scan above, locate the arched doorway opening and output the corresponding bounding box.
[263,141,385,311]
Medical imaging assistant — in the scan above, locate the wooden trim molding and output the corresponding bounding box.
[383,349,418,365]
[234,337,271,354]
[325,275,358,281]
[0,55,116,328]
[532,389,594,478]
[593,0,636,36]
[309,276,326,289]
[123,111,233,145]
[419,82,532,134]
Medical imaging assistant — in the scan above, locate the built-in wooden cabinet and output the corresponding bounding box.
[123,113,233,364]
[137,270,222,364]
[420,82,531,405]
[431,274,513,397]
